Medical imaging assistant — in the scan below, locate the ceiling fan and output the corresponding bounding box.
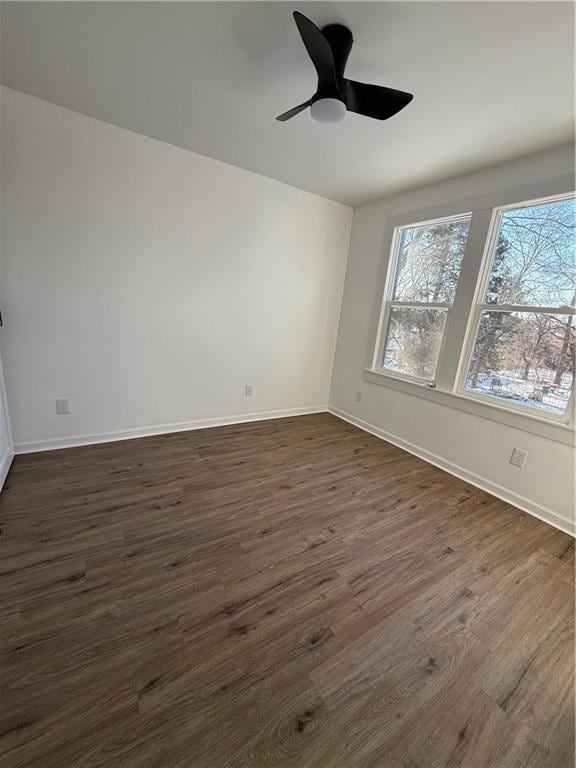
[277,11,413,124]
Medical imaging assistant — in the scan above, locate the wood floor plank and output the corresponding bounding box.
[0,413,573,767]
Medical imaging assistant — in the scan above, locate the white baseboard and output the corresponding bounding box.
[0,447,14,491]
[14,406,328,455]
[329,406,575,538]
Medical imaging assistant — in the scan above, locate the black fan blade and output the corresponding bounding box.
[293,11,337,92]
[276,100,312,122]
[344,80,413,120]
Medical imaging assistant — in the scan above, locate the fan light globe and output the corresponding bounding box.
[310,98,346,123]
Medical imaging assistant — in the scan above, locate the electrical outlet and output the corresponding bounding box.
[354,389,363,403]
[55,398,70,415]
[244,384,253,397]
[509,447,527,469]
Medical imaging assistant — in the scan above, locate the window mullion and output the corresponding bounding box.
[435,209,495,392]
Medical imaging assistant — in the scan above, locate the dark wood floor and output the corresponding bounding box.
[0,413,573,768]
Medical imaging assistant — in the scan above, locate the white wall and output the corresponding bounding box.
[0,351,12,488]
[0,87,352,449]
[0,97,14,487]
[330,143,576,534]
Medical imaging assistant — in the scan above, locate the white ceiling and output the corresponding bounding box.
[1,2,574,205]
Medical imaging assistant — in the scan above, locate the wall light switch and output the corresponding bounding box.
[354,389,363,403]
[55,398,70,415]
[509,447,527,469]
[244,384,253,397]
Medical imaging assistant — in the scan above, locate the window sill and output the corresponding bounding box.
[363,368,575,446]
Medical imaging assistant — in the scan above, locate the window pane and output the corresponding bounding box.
[484,198,576,308]
[393,217,471,302]
[383,307,447,380]
[465,311,574,416]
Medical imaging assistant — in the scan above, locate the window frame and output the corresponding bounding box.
[372,211,473,386]
[368,189,576,437]
[455,191,576,427]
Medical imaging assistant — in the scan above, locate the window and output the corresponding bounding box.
[376,214,471,382]
[371,191,575,429]
[461,195,575,420]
